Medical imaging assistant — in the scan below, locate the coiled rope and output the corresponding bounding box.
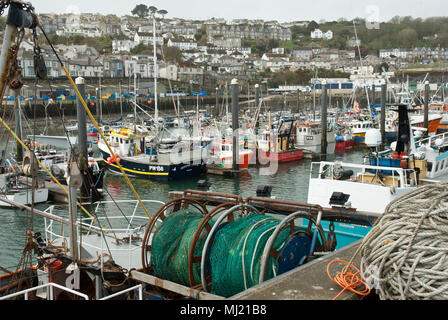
[359,182,448,300]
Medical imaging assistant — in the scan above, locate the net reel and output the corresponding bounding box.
[141,197,208,271]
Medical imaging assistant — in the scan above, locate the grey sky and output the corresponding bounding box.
[33,0,446,22]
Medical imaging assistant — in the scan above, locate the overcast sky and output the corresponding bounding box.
[33,0,447,22]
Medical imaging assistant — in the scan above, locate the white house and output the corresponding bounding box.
[310,29,333,40]
[112,40,138,53]
[167,39,198,51]
[134,32,164,46]
[68,59,103,78]
[124,56,157,78]
[56,26,103,38]
[272,47,285,55]
[159,62,178,81]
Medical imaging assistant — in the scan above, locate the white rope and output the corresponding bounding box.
[360,182,448,300]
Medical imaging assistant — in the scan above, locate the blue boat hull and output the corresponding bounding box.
[299,220,371,250]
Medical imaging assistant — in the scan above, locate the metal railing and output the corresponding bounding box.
[310,161,418,187]
[99,284,143,300]
[43,200,164,269]
[415,131,448,148]
[0,282,89,300]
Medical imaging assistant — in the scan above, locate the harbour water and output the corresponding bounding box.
[0,124,365,273]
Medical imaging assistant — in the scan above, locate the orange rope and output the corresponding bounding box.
[327,259,371,300]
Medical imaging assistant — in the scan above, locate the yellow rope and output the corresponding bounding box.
[0,115,104,228]
[61,66,152,220]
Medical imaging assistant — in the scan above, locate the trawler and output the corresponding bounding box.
[308,104,448,214]
[257,119,303,163]
[98,127,208,180]
[295,122,336,153]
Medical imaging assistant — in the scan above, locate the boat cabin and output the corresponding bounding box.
[108,128,147,157]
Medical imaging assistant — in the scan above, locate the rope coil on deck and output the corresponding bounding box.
[359,182,448,300]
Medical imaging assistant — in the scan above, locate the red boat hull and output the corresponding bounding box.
[335,139,354,150]
[258,149,303,163]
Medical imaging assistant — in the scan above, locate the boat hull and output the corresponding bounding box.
[101,152,206,181]
[258,149,303,163]
[0,188,49,207]
[220,152,255,169]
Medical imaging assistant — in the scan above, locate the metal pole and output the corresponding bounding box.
[76,77,89,200]
[0,24,17,98]
[152,14,158,124]
[134,72,137,132]
[381,82,387,150]
[255,84,260,129]
[442,82,445,102]
[67,160,82,262]
[225,82,229,124]
[95,87,100,124]
[14,89,23,161]
[297,89,300,112]
[320,80,328,156]
[76,77,88,161]
[231,78,239,171]
[99,76,102,124]
[371,84,375,107]
[119,80,123,117]
[215,86,219,118]
[255,84,260,107]
[424,80,429,136]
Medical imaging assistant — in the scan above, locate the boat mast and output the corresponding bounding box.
[151,8,159,126]
[353,20,372,117]
[225,81,229,124]
[134,72,137,132]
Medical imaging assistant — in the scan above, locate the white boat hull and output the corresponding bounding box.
[307,178,415,214]
[0,188,49,207]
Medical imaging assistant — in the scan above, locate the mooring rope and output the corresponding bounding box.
[359,182,448,300]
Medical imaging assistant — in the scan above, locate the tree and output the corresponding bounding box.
[163,46,182,64]
[307,20,319,32]
[132,4,149,18]
[131,43,152,55]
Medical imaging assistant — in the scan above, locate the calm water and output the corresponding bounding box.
[0,116,365,274]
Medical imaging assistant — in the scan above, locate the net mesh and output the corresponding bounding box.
[209,214,297,298]
[151,210,308,298]
[151,209,210,287]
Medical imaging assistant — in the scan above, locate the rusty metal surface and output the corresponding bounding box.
[169,191,380,227]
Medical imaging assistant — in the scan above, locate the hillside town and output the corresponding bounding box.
[3,7,448,95]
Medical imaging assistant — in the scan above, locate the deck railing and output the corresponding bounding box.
[0,282,89,300]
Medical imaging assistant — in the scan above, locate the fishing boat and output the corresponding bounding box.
[257,120,303,163]
[349,118,375,143]
[308,104,448,215]
[0,172,48,207]
[334,125,354,152]
[294,122,335,152]
[428,100,448,130]
[0,197,164,300]
[209,138,255,169]
[98,127,208,180]
[409,113,442,135]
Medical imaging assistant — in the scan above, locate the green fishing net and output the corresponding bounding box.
[151,210,309,298]
[209,214,294,298]
[151,209,211,287]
